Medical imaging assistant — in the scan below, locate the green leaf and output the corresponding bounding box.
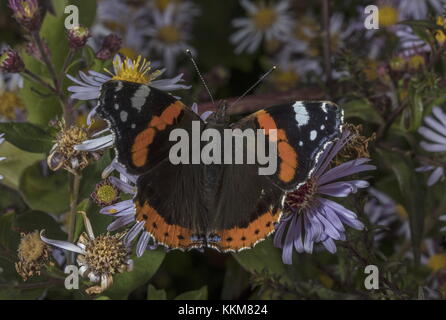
[232,238,294,286]
[0,211,19,250]
[19,162,70,214]
[19,0,97,126]
[104,249,166,299]
[343,98,382,124]
[410,90,424,131]
[174,286,208,300]
[0,142,43,189]
[0,122,53,153]
[147,284,167,300]
[378,149,425,263]
[14,210,65,239]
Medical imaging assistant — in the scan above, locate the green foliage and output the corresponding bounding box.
[104,249,166,299]
[0,122,53,153]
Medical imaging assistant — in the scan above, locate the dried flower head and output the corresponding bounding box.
[8,0,41,31]
[333,124,375,166]
[91,179,121,206]
[0,49,25,73]
[67,26,91,50]
[47,120,101,174]
[15,231,52,281]
[40,212,133,294]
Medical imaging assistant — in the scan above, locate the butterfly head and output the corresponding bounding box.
[206,100,229,125]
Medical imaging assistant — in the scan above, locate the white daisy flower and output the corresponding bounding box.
[230,0,295,54]
[398,0,444,20]
[67,55,190,103]
[395,26,431,56]
[40,211,133,294]
[148,0,201,25]
[143,4,196,75]
[91,0,149,55]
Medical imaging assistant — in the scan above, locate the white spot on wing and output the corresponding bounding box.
[120,111,128,122]
[114,103,119,110]
[299,141,303,146]
[131,123,136,129]
[321,102,328,113]
[320,125,325,130]
[115,81,123,92]
[292,102,309,127]
[131,86,151,112]
[310,130,317,141]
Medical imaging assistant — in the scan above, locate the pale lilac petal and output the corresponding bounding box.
[40,231,85,254]
[427,167,444,186]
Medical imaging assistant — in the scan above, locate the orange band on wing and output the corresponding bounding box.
[211,208,282,252]
[254,110,298,183]
[278,141,298,182]
[136,201,197,250]
[131,101,184,167]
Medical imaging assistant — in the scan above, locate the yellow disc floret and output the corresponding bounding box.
[107,55,162,84]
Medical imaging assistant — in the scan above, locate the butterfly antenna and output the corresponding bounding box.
[186,49,215,106]
[229,66,276,109]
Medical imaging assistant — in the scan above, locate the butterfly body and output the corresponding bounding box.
[97,80,343,252]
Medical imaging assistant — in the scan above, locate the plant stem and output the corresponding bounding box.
[322,0,332,89]
[23,69,57,94]
[32,32,59,90]
[67,173,82,265]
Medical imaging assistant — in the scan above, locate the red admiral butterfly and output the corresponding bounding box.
[97,80,343,252]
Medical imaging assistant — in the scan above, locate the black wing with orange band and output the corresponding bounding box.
[233,101,344,191]
[97,80,203,175]
[207,101,343,252]
[97,80,207,250]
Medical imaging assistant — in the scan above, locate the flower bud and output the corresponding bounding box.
[0,49,25,73]
[96,34,122,60]
[67,26,91,50]
[8,0,41,31]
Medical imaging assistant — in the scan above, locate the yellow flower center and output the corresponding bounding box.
[435,16,446,44]
[107,55,161,84]
[252,7,277,30]
[103,21,126,33]
[389,56,406,72]
[119,47,138,60]
[408,54,425,70]
[154,0,179,11]
[363,60,378,81]
[0,92,23,120]
[96,184,119,205]
[379,6,398,27]
[272,69,299,91]
[18,231,46,262]
[21,1,35,18]
[319,273,334,289]
[427,253,446,273]
[157,25,181,44]
[395,204,408,220]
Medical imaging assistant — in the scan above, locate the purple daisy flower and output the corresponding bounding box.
[416,106,446,186]
[273,129,376,264]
